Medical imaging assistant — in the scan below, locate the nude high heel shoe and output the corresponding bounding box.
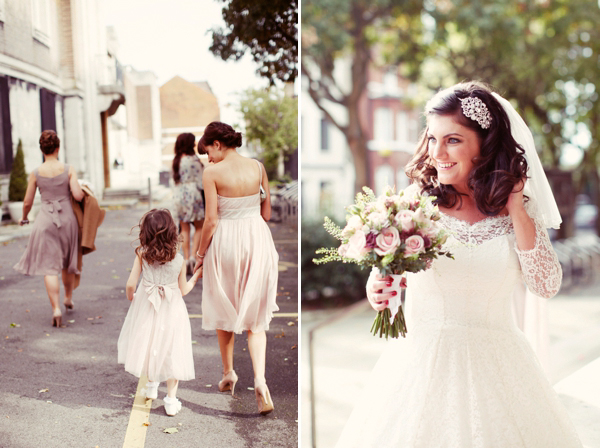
[218,370,238,396]
[52,310,62,328]
[254,378,274,415]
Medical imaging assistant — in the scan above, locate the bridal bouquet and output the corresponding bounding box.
[314,186,452,339]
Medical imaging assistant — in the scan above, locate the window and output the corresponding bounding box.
[374,108,393,142]
[320,118,329,151]
[319,180,333,214]
[375,164,394,195]
[396,111,408,143]
[0,77,12,174]
[32,0,51,46]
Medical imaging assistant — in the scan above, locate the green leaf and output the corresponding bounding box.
[163,428,179,434]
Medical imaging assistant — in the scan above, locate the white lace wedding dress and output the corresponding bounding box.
[336,194,582,447]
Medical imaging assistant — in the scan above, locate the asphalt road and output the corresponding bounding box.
[0,203,298,448]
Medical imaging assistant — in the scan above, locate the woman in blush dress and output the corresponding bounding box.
[193,121,279,415]
[14,130,84,328]
[336,82,582,447]
[172,132,205,273]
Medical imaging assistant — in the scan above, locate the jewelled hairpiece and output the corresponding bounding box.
[460,96,492,129]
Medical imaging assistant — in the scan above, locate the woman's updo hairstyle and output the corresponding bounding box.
[39,130,60,155]
[198,121,242,154]
[406,81,528,216]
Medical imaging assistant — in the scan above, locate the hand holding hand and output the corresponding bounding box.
[191,266,203,281]
[19,219,29,226]
[193,255,204,273]
[366,272,406,312]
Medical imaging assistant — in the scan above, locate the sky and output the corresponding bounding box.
[101,0,271,126]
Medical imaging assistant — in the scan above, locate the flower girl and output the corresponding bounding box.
[118,209,201,416]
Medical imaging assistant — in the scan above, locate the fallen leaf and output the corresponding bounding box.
[247,387,255,391]
[142,422,151,427]
[286,321,295,327]
[163,427,178,434]
[45,334,50,337]
[112,275,120,279]
[68,320,75,324]
[4,336,8,339]
[178,423,182,426]
[284,358,288,361]
[191,340,197,345]
[46,400,52,403]
[274,330,285,338]
[87,317,94,321]
[291,345,297,350]
[9,323,19,328]
[96,316,102,319]
[39,389,49,393]
[25,310,30,313]
[205,384,212,388]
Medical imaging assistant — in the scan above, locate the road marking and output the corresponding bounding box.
[189,312,298,319]
[122,375,152,448]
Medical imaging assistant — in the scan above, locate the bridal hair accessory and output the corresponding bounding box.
[491,92,561,229]
[460,97,492,129]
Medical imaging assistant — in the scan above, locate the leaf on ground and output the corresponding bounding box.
[39,389,49,393]
[291,345,297,350]
[274,330,285,338]
[205,384,212,388]
[87,317,94,321]
[10,323,20,328]
[68,320,75,324]
[286,321,295,326]
[191,340,197,345]
[46,400,52,403]
[163,427,178,434]
[247,387,255,391]
[25,309,30,313]
[112,275,120,279]
[142,422,151,427]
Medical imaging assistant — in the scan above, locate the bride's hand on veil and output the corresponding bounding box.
[506,178,526,217]
[366,272,406,312]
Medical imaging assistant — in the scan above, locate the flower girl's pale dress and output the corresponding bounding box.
[118,253,195,382]
[336,186,582,447]
[202,161,279,334]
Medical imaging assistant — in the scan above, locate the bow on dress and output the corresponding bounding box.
[46,199,63,228]
[143,279,179,312]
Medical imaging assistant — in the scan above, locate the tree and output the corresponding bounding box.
[302,0,425,193]
[210,0,298,84]
[8,140,27,202]
[239,87,298,179]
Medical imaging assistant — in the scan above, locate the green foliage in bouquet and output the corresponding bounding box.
[8,140,27,202]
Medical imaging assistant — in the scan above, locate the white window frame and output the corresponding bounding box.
[374,107,393,143]
[31,0,51,47]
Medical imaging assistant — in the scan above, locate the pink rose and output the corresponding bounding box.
[405,235,425,255]
[345,230,369,259]
[394,210,414,232]
[374,226,401,256]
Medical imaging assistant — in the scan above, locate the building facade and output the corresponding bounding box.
[0,0,124,210]
[301,58,421,223]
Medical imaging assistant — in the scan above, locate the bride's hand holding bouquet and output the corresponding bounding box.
[314,185,453,339]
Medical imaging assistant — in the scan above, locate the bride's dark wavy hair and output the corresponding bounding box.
[406,81,528,216]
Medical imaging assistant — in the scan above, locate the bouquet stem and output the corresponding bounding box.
[370,306,407,339]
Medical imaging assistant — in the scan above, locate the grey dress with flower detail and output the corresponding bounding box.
[173,155,204,222]
[14,164,79,276]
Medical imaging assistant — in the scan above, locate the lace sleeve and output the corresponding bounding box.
[514,200,562,298]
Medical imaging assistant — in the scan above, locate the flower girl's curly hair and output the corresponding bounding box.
[406,81,529,216]
[134,209,181,265]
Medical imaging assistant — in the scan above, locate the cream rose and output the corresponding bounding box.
[345,230,368,259]
[374,226,401,256]
[395,210,414,232]
[405,234,425,255]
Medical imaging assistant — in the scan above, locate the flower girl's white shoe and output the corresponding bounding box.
[218,370,238,396]
[163,396,182,416]
[145,381,159,400]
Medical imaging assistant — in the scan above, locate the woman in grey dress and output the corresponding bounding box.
[172,133,204,272]
[14,130,84,327]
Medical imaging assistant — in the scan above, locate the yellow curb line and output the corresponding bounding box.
[122,374,152,448]
[188,312,298,319]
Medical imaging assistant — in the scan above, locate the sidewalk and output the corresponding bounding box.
[0,199,298,447]
[301,283,600,448]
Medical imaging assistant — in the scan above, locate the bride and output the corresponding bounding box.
[335,82,582,447]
